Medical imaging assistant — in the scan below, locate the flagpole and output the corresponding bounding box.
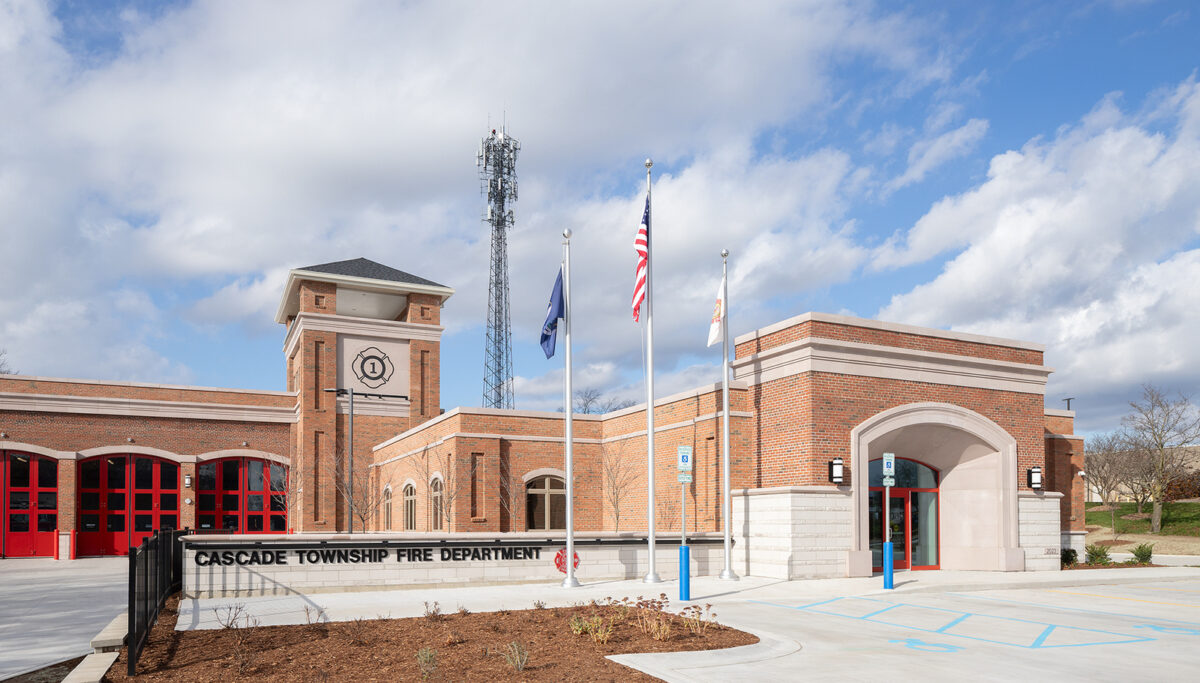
[562,228,580,588]
[719,249,738,580]
[644,158,661,583]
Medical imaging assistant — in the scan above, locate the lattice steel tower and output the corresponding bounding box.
[478,127,519,409]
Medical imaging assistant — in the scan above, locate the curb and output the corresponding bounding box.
[607,626,800,682]
[860,568,1200,596]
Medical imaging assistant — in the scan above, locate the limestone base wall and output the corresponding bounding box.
[1018,491,1062,571]
[731,486,853,579]
[182,532,724,598]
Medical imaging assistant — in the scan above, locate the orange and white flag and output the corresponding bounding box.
[707,274,725,347]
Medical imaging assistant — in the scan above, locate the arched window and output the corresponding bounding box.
[382,487,393,530]
[403,484,416,531]
[525,475,566,530]
[431,479,444,531]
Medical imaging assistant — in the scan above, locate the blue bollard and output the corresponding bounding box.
[883,542,894,590]
[679,545,691,601]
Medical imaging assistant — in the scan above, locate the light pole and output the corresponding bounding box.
[324,388,409,533]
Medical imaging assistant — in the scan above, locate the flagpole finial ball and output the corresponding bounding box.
[645,158,653,169]
[563,228,572,240]
[721,249,729,258]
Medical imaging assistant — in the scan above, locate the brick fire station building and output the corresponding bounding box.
[0,258,1085,578]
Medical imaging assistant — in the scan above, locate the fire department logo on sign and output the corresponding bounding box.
[352,347,394,389]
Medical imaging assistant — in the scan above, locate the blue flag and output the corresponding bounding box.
[541,267,565,358]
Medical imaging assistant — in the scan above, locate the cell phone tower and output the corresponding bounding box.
[478,127,519,409]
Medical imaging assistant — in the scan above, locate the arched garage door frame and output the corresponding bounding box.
[77,452,182,556]
[1,450,60,557]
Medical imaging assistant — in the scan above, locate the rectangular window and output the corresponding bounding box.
[81,460,101,489]
[38,460,57,488]
[469,453,480,518]
[160,462,178,489]
[135,458,153,489]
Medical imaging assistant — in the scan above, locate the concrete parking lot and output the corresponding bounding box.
[180,566,1200,682]
[0,558,126,680]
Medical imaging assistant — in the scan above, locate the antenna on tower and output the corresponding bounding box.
[477,125,519,409]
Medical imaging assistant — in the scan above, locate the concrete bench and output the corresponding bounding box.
[89,611,127,653]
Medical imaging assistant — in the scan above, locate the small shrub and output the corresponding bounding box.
[680,604,717,637]
[1085,544,1111,565]
[444,630,463,645]
[457,605,470,616]
[344,617,370,646]
[1060,548,1078,568]
[589,617,614,645]
[533,599,547,610]
[1132,543,1154,564]
[423,601,442,621]
[213,603,259,673]
[649,614,672,641]
[568,615,588,635]
[416,647,437,679]
[504,642,529,672]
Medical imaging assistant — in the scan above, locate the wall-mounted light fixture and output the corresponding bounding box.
[126,437,134,443]
[241,441,249,447]
[0,432,6,439]
[184,474,193,489]
[828,457,845,485]
[1028,466,1043,490]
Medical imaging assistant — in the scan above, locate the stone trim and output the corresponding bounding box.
[283,311,443,358]
[731,336,1051,394]
[334,395,410,418]
[195,449,290,466]
[0,392,297,423]
[79,445,185,461]
[848,402,1020,554]
[275,268,455,324]
[1046,434,1082,441]
[0,441,77,460]
[0,373,295,396]
[732,485,850,497]
[1044,408,1075,418]
[522,467,566,482]
[601,411,754,444]
[734,311,1045,351]
[602,381,750,420]
[1018,490,1064,499]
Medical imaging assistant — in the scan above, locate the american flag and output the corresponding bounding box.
[631,196,650,322]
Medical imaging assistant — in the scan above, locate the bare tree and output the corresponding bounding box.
[1121,384,1200,533]
[414,446,477,533]
[1084,432,1125,507]
[334,447,386,533]
[574,388,636,415]
[1085,432,1127,536]
[601,440,638,531]
[0,349,15,375]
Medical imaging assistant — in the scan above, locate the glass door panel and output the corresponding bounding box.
[869,489,910,571]
[911,491,939,568]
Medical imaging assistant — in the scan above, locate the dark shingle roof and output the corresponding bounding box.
[299,258,448,289]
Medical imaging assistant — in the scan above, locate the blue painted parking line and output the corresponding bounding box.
[750,597,1155,649]
[947,592,1200,628]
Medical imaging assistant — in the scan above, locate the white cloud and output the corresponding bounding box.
[877,77,1200,430]
[884,117,989,193]
[0,0,945,387]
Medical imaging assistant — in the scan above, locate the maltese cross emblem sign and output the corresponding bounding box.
[352,347,394,389]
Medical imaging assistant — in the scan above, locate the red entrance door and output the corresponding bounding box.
[1,452,58,557]
[196,458,288,533]
[77,455,180,556]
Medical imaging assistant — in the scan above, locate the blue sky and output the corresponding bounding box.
[1,0,1198,434]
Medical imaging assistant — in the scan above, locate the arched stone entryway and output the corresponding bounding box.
[847,402,1024,576]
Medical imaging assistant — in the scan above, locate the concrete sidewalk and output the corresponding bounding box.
[178,565,1200,629]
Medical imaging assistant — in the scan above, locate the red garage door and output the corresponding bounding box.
[196,457,288,533]
[1,451,59,557]
[77,455,180,556]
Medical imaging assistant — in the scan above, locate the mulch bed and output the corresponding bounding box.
[1064,562,1160,570]
[1092,539,1132,547]
[104,594,757,681]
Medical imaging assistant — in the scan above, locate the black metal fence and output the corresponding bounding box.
[127,529,187,675]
